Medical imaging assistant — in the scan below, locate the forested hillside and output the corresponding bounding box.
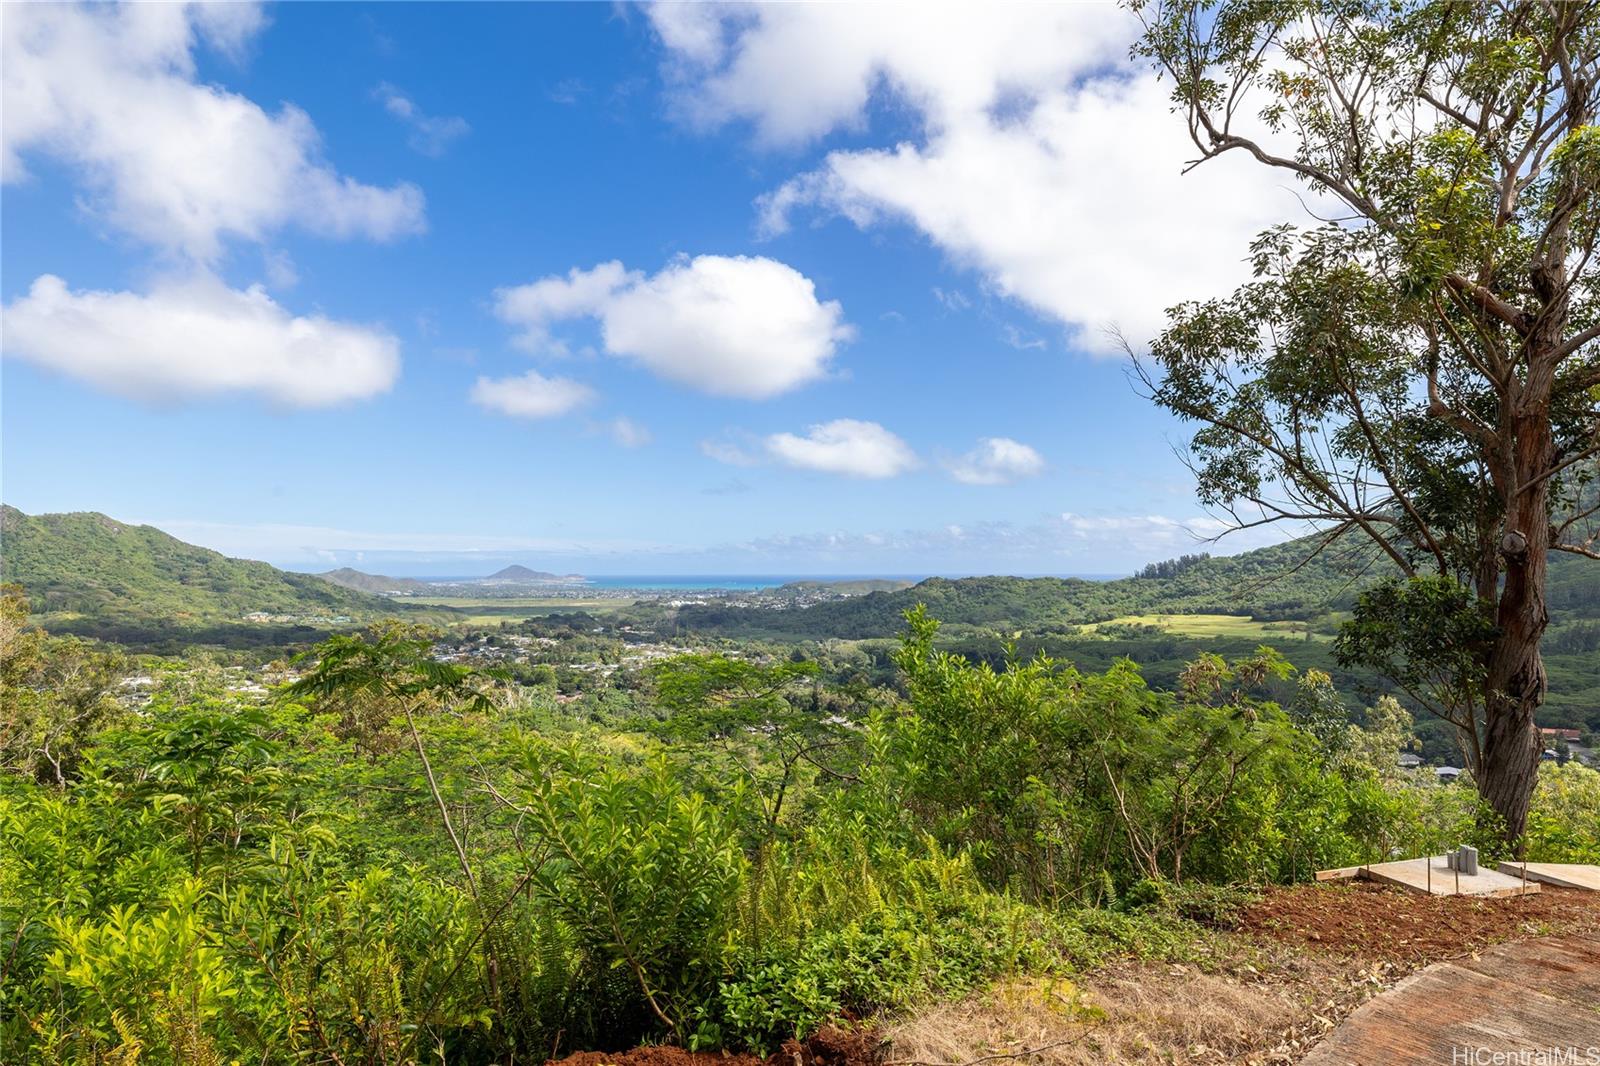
[678,536,1600,641]
[0,506,397,641]
[679,535,1378,639]
[315,567,432,595]
[671,538,1600,739]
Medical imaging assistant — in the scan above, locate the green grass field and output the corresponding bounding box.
[1078,613,1327,640]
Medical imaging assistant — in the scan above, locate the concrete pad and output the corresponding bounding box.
[1356,855,1541,897]
[1466,935,1600,1003]
[1497,861,1600,891]
[1303,936,1600,1065]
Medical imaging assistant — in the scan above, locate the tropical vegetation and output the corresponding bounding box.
[4,589,1595,1064]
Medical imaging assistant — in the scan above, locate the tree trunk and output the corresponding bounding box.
[1475,44,1581,846]
[1478,372,1558,849]
[1477,649,1543,849]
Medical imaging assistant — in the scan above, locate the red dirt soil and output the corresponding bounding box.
[548,1027,880,1066]
[1238,881,1600,963]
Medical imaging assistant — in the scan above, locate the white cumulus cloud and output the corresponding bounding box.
[3,1,425,260]
[764,419,918,479]
[652,5,1304,352]
[945,437,1045,485]
[494,255,852,399]
[1,273,400,407]
[495,260,636,355]
[649,4,1128,147]
[470,370,595,420]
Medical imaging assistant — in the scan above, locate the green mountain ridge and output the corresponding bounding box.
[315,567,432,595]
[480,564,584,582]
[0,505,399,638]
[777,578,917,595]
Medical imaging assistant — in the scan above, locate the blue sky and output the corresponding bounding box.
[1,3,1305,576]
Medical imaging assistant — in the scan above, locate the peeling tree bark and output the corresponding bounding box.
[1479,499,1548,845]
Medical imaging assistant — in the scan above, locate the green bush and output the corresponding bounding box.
[507,739,746,1037]
[1526,763,1600,862]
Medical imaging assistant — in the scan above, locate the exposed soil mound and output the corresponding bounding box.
[548,1027,880,1066]
[780,1025,881,1066]
[1239,881,1600,962]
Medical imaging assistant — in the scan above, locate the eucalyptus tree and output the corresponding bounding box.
[1134,1,1600,843]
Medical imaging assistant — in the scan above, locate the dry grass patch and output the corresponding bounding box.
[883,948,1385,1065]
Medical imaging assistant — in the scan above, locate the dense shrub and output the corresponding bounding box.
[1525,762,1600,861]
